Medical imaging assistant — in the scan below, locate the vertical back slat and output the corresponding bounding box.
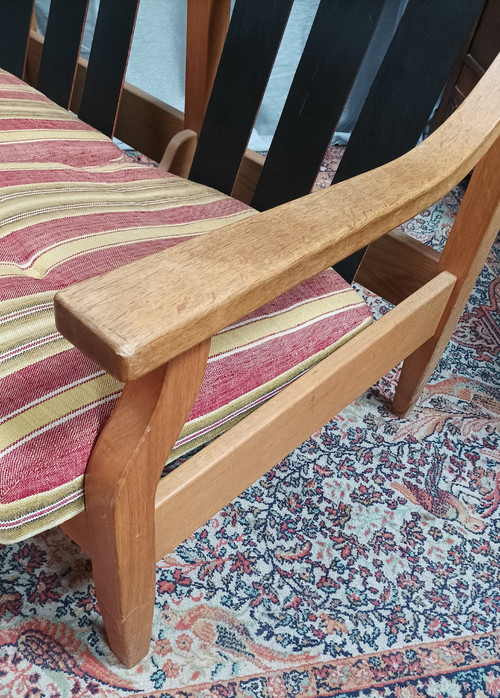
[36,0,89,109]
[189,0,294,195]
[185,0,231,134]
[333,0,484,281]
[78,0,140,137]
[0,0,34,78]
[250,0,385,211]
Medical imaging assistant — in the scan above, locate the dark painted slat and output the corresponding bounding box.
[251,0,384,212]
[0,0,33,77]
[333,0,484,282]
[78,0,140,137]
[189,0,294,195]
[36,0,89,108]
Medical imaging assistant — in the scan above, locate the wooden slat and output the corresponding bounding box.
[78,0,140,137]
[250,0,384,211]
[232,149,266,204]
[36,0,89,108]
[333,0,484,282]
[153,272,455,558]
[54,53,500,382]
[29,6,37,33]
[185,0,231,134]
[188,0,294,194]
[22,30,43,87]
[0,0,33,77]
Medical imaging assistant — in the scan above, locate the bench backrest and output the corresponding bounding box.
[188,0,484,279]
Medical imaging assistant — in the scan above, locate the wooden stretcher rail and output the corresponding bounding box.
[153,271,455,558]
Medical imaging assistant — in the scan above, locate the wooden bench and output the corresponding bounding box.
[0,0,498,668]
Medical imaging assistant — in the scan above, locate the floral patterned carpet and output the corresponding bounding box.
[1,156,499,696]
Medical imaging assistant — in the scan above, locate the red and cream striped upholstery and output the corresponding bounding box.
[0,69,373,543]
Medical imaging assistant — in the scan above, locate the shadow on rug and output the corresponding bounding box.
[1,166,499,697]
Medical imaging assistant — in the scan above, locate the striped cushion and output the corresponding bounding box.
[0,69,373,543]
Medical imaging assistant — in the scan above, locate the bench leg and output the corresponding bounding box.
[83,341,210,667]
[393,136,500,417]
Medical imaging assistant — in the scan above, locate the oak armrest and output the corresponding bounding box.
[54,55,500,382]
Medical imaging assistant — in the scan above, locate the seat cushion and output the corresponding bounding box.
[0,70,373,543]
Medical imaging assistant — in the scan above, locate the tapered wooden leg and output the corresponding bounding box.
[84,341,209,667]
[393,135,500,416]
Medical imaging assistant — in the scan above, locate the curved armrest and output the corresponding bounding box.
[54,55,500,382]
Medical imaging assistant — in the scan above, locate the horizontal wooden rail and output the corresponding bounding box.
[153,272,455,558]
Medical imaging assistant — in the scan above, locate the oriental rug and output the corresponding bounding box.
[0,157,499,697]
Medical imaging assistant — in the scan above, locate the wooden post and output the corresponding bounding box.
[83,340,209,667]
[185,0,230,133]
[30,5,37,32]
[392,134,500,416]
